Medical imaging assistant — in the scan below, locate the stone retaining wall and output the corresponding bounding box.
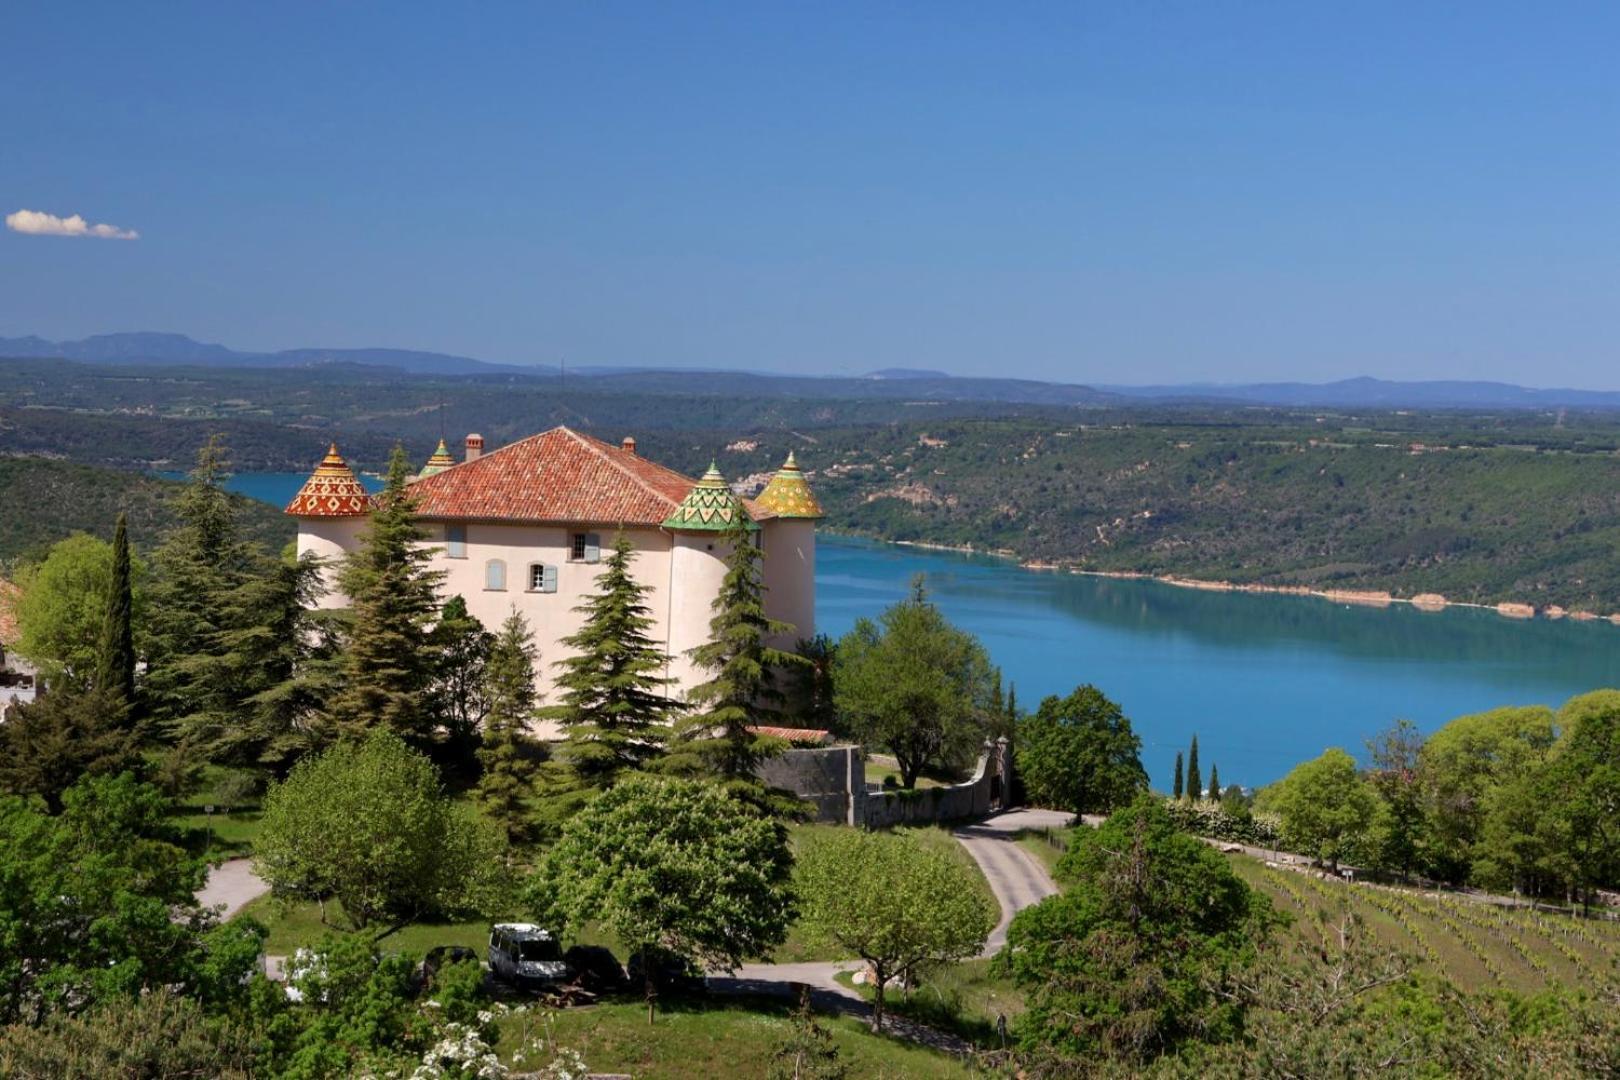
[755,739,1012,827]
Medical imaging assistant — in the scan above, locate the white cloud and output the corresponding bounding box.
[6,208,139,240]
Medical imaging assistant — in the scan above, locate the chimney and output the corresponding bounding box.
[465,433,484,462]
[621,436,637,455]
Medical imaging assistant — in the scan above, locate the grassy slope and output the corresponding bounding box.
[504,997,974,1079]
[0,457,292,564]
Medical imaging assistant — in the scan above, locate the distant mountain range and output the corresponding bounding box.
[5,332,1619,410]
[0,331,548,376]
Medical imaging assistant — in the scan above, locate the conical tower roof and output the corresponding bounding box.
[754,451,823,519]
[662,462,757,532]
[285,444,373,517]
[414,438,457,480]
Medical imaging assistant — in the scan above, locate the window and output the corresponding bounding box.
[484,559,506,591]
[446,524,467,559]
[570,532,601,563]
[528,563,558,593]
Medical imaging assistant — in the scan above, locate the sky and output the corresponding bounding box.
[2,3,1618,386]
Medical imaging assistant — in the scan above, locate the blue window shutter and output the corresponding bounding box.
[585,533,601,563]
[543,564,559,593]
[447,524,466,558]
[485,559,505,590]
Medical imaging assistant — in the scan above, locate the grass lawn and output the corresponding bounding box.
[836,957,1024,1050]
[1014,827,1070,877]
[166,766,267,860]
[864,754,952,790]
[503,995,975,1079]
[235,894,519,957]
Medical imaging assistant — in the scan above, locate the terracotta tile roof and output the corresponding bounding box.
[748,725,834,745]
[408,427,769,526]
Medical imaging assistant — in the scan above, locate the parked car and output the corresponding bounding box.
[487,923,571,989]
[564,944,627,993]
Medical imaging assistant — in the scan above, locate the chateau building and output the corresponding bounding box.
[286,427,821,738]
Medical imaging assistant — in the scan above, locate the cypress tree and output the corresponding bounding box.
[477,609,544,842]
[94,512,136,714]
[1209,763,1221,802]
[1006,683,1019,726]
[1187,735,1201,802]
[325,446,446,746]
[665,523,807,806]
[547,531,673,788]
[1172,752,1184,800]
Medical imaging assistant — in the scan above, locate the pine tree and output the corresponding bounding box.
[0,686,141,813]
[665,523,806,795]
[324,446,446,746]
[1208,763,1221,802]
[1187,735,1201,802]
[1172,752,1184,800]
[428,595,494,775]
[546,531,673,788]
[768,987,847,1080]
[477,609,544,842]
[94,512,136,714]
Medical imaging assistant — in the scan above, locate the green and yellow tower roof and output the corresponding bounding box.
[414,438,457,480]
[662,462,758,532]
[754,451,823,519]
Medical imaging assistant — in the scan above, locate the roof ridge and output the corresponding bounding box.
[561,427,698,511]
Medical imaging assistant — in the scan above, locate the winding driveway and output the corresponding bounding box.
[200,808,1071,1052]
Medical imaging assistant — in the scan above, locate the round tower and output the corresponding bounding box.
[661,462,757,696]
[753,450,822,648]
[285,443,373,608]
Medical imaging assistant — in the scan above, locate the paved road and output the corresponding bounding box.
[197,858,270,919]
[952,808,1071,953]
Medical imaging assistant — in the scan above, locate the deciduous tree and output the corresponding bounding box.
[832,576,994,788]
[12,532,145,691]
[534,775,794,1020]
[1270,748,1380,871]
[1015,685,1147,815]
[795,828,994,1031]
[255,732,508,929]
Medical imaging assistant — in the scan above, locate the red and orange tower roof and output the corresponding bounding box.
[285,444,373,517]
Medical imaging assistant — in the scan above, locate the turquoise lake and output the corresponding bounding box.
[219,472,1620,790]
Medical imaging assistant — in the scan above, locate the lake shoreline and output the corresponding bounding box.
[827,531,1620,627]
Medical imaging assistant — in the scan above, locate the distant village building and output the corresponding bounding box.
[286,427,821,739]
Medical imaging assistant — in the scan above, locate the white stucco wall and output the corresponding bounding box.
[295,515,814,741]
[296,517,368,609]
[665,532,734,695]
[760,518,816,648]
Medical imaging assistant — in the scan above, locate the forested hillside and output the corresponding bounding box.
[0,458,292,564]
[7,356,1620,610]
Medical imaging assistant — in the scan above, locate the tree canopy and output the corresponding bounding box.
[11,531,146,691]
[533,775,794,1017]
[254,731,507,929]
[795,827,995,1031]
[1015,684,1147,815]
[999,796,1277,1065]
[1267,748,1381,871]
[832,576,994,787]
